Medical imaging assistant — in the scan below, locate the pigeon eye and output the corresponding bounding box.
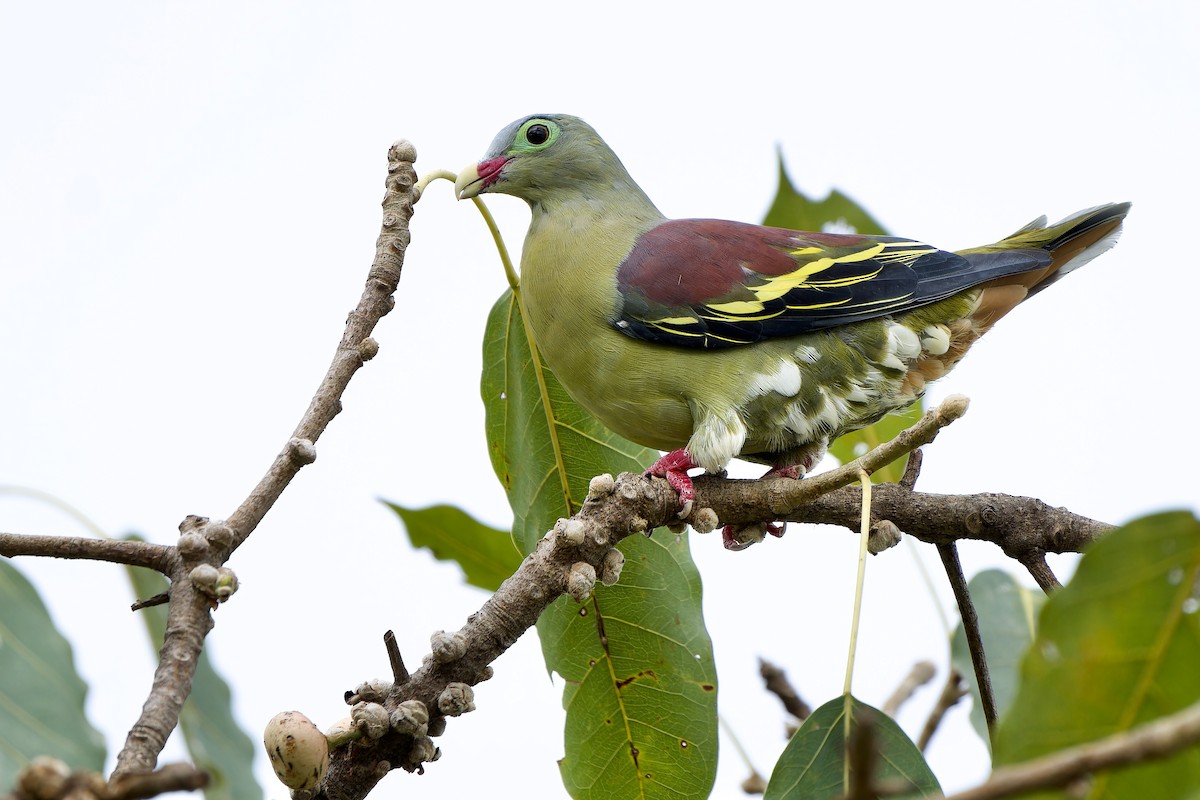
[526,124,550,145]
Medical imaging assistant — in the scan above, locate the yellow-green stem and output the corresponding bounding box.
[843,469,873,787]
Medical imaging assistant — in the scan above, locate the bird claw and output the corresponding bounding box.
[646,449,700,517]
[722,524,766,551]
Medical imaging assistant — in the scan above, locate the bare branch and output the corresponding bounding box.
[383,630,410,685]
[937,542,997,735]
[110,141,419,778]
[0,533,173,572]
[1020,552,1063,594]
[307,391,1118,796]
[739,483,1112,557]
[223,141,418,556]
[881,660,936,718]
[945,700,1200,800]
[108,763,210,799]
[918,669,968,752]
[759,658,812,722]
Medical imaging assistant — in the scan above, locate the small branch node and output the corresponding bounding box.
[598,547,625,586]
[586,473,616,500]
[348,679,392,704]
[566,562,598,602]
[868,519,904,554]
[358,337,380,361]
[389,139,417,165]
[689,507,720,534]
[288,437,318,465]
[429,630,468,664]
[350,702,391,740]
[389,700,430,736]
[437,683,476,717]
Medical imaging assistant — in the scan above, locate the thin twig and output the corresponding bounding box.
[222,141,418,556]
[918,669,967,752]
[108,762,210,799]
[716,716,766,795]
[881,661,937,717]
[759,659,812,721]
[110,142,419,778]
[937,542,998,737]
[944,700,1200,800]
[130,592,170,612]
[899,449,924,491]
[0,533,173,572]
[1020,552,1062,594]
[384,630,409,685]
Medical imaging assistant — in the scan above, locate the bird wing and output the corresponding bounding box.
[613,219,1051,348]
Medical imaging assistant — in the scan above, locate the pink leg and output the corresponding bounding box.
[646,448,699,517]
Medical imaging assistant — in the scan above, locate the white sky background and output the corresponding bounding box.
[1,1,1197,797]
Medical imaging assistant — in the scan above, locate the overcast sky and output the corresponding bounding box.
[2,1,1197,797]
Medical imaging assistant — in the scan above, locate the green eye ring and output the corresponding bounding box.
[514,118,560,152]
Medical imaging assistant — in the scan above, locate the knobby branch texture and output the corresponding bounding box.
[313,396,1115,800]
[0,141,1129,800]
[107,141,419,778]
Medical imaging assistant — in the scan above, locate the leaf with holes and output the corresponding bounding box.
[992,511,1200,796]
[482,288,718,800]
[540,534,716,800]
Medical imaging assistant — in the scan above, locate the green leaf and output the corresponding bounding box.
[992,511,1200,797]
[482,288,660,553]
[385,503,522,592]
[0,560,106,777]
[826,401,923,484]
[124,539,261,800]
[762,155,917,483]
[540,534,717,800]
[482,288,718,799]
[764,695,940,799]
[762,151,888,236]
[950,569,1044,749]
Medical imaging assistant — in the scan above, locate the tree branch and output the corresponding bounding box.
[222,141,417,556]
[0,534,172,572]
[881,660,936,718]
[937,543,997,735]
[309,393,1118,798]
[759,658,812,722]
[918,669,967,752]
[944,700,1200,800]
[109,141,419,778]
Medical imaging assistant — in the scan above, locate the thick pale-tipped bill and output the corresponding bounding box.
[454,156,508,199]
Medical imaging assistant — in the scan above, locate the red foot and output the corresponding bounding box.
[720,465,801,550]
[646,449,699,517]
